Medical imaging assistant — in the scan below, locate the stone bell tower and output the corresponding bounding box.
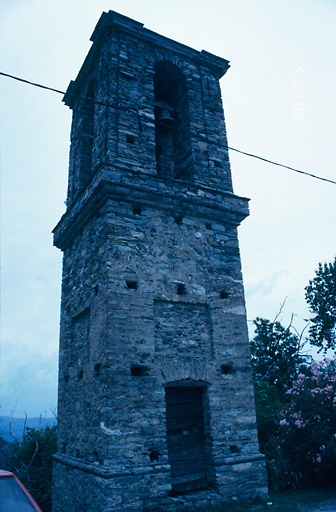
[52,11,267,512]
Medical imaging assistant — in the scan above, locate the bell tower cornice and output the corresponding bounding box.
[63,11,230,110]
[53,163,249,251]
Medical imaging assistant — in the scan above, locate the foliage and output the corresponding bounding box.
[268,357,336,490]
[250,316,309,483]
[253,380,285,453]
[250,317,307,395]
[305,257,336,352]
[0,425,57,512]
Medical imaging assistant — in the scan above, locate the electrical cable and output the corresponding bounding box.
[1,71,335,186]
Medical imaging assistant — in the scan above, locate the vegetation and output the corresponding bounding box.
[251,257,336,491]
[250,316,307,393]
[0,424,57,512]
[305,257,336,352]
[272,357,336,488]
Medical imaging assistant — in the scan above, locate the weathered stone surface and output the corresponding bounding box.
[52,9,268,512]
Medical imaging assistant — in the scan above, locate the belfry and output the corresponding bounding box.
[52,11,268,511]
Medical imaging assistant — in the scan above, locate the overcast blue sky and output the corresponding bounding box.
[1,0,335,417]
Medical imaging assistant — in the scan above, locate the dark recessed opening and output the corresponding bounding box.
[213,159,221,168]
[62,442,67,454]
[149,450,160,462]
[64,374,69,383]
[78,369,84,380]
[221,363,234,375]
[131,364,149,377]
[220,290,229,299]
[165,385,209,493]
[132,204,142,215]
[93,450,103,464]
[94,363,101,377]
[94,285,99,295]
[176,283,187,295]
[205,223,212,230]
[126,280,138,290]
[154,61,192,180]
[174,215,184,224]
[126,134,136,144]
[230,445,240,453]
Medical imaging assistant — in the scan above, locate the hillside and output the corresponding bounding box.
[0,415,56,443]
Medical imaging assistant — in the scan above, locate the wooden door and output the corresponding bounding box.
[165,386,208,493]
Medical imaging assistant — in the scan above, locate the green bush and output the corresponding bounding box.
[1,425,57,512]
[268,357,336,489]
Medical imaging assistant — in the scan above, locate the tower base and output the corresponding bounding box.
[52,454,268,512]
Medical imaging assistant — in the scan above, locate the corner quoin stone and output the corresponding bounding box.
[52,10,268,512]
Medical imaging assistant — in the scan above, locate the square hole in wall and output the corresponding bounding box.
[220,290,229,299]
[176,283,187,295]
[94,363,101,377]
[126,134,136,144]
[149,450,159,462]
[221,363,234,375]
[131,364,149,376]
[174,215,184,224]
[132,204,142,215]
[126,280,138,290]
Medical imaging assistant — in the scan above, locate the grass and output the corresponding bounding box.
[190,489,336,512]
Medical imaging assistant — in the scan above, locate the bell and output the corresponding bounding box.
[157,108,175,127]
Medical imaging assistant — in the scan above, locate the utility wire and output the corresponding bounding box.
[226,147,336,185]
[0,71,106,107]
[1,70,335,186]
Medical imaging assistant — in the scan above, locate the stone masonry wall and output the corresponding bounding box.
[53,10,268,512]
[54,193,267,510]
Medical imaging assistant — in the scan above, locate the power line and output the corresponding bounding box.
[1,70,335,186]
[226,147,336,185]
[0,71,106,107]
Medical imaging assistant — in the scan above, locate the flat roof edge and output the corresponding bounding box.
[63,10,230,107]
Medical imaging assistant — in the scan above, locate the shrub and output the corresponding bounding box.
[250,317,307,395]
[2,425,57,512]
[269,356,336,489]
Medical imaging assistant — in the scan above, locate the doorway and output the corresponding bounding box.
[165,384,209,493]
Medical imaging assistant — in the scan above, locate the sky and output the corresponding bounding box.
[1,0,335,418]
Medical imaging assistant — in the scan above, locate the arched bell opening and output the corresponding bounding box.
[164,380,215,494]
[154,62,192,180]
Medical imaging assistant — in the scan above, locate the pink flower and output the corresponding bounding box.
[280,419,288,426]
